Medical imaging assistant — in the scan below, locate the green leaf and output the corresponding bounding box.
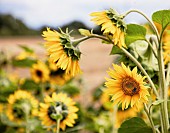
[125,24,146,45]
[118,117,152,133]
[110,45,123,55]
[78,29,91,36]
[21,79,40,90]
[152,10,170,31]
[12,58,37,67]
[19,45,34,53]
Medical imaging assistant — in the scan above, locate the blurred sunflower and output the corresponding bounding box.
[163,42,170,65]
[39,92,79,131]
[15,51,36,60]
[0,104,3,113]
[48,59,71,85]
[100,91,113,111]
[90,8,126,48]
[115,107,138,128]
[105,63,150,110]
[30,61,50,83]
[6,90,38,123]
[50,68,71,86]
[42,28,81,77]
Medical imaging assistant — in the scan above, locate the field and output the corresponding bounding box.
[0,36,114,105]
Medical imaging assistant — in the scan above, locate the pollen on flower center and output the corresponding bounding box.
[122,77,140,96]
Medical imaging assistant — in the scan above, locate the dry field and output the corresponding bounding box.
[0,36,115,105]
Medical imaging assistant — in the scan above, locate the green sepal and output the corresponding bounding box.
[50,113,63,121]
[118,117,153,133]
[125,24,146,46]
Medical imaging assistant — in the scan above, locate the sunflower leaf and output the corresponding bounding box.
[118,117,152,133]
[19,45,34,53]
[110,45,123,55]
[152,10,170,32]
[12,58,37,67]
[125,24,146,45]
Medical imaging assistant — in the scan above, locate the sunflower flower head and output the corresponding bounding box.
[39,92,79,131]
[30,61,50,83]
[90,8,127,48]
[6,90,38,123]
[42,28,82,77]
[105,62,150,110]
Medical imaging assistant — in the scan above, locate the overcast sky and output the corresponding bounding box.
[0,0,170,29]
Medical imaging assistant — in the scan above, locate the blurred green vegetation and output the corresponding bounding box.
[0,14,101,36]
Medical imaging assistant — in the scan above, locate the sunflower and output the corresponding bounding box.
[39,92,79,131]
[48,59,71,85]
[105,63,150,110]
[115,107,138,128]
[42,28,81,77]
[163,42,170,65]
[30,61,50,83]
[6,90,38,123]
[90,9,126,48]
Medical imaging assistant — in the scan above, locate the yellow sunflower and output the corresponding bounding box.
[6,90,38,123]
[30,61,50,83]
[39,92,79,131]
[42,28,81,77]
[90,9,126,48]
[15,51,36,60]
[163,42,170,65]
[105,62,150,110]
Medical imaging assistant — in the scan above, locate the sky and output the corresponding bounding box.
[0,0,170,29]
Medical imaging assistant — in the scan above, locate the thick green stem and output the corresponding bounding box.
[56,118,61,133]
[144,104,156,133]
[121,48,159,98]
[157,44,169,133]
[166,63,170,86]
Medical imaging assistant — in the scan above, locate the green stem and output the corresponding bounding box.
[157,43,169,133]
[144,104,156,133]
[166,63,170,86]
[56,118,61,133]
[145,39,158,59]
[121,48,159,98]
[72,34,111,47]
[123,9,160,43]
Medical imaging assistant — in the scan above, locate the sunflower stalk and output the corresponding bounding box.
[157,41,169,133]
[144,104,156,133]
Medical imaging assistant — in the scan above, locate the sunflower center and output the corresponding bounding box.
[36,70,43,77]
[122,77,140,96]
[48,101,68,122]
[13,107,25,119]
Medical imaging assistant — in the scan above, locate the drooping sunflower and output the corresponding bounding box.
[163,42,170,65]
[42,28,81,77]
[30,61,50,83]
[39,92,79,131]
[105,63,150,110]
[90,9,127,48]
[6,90,38,123]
